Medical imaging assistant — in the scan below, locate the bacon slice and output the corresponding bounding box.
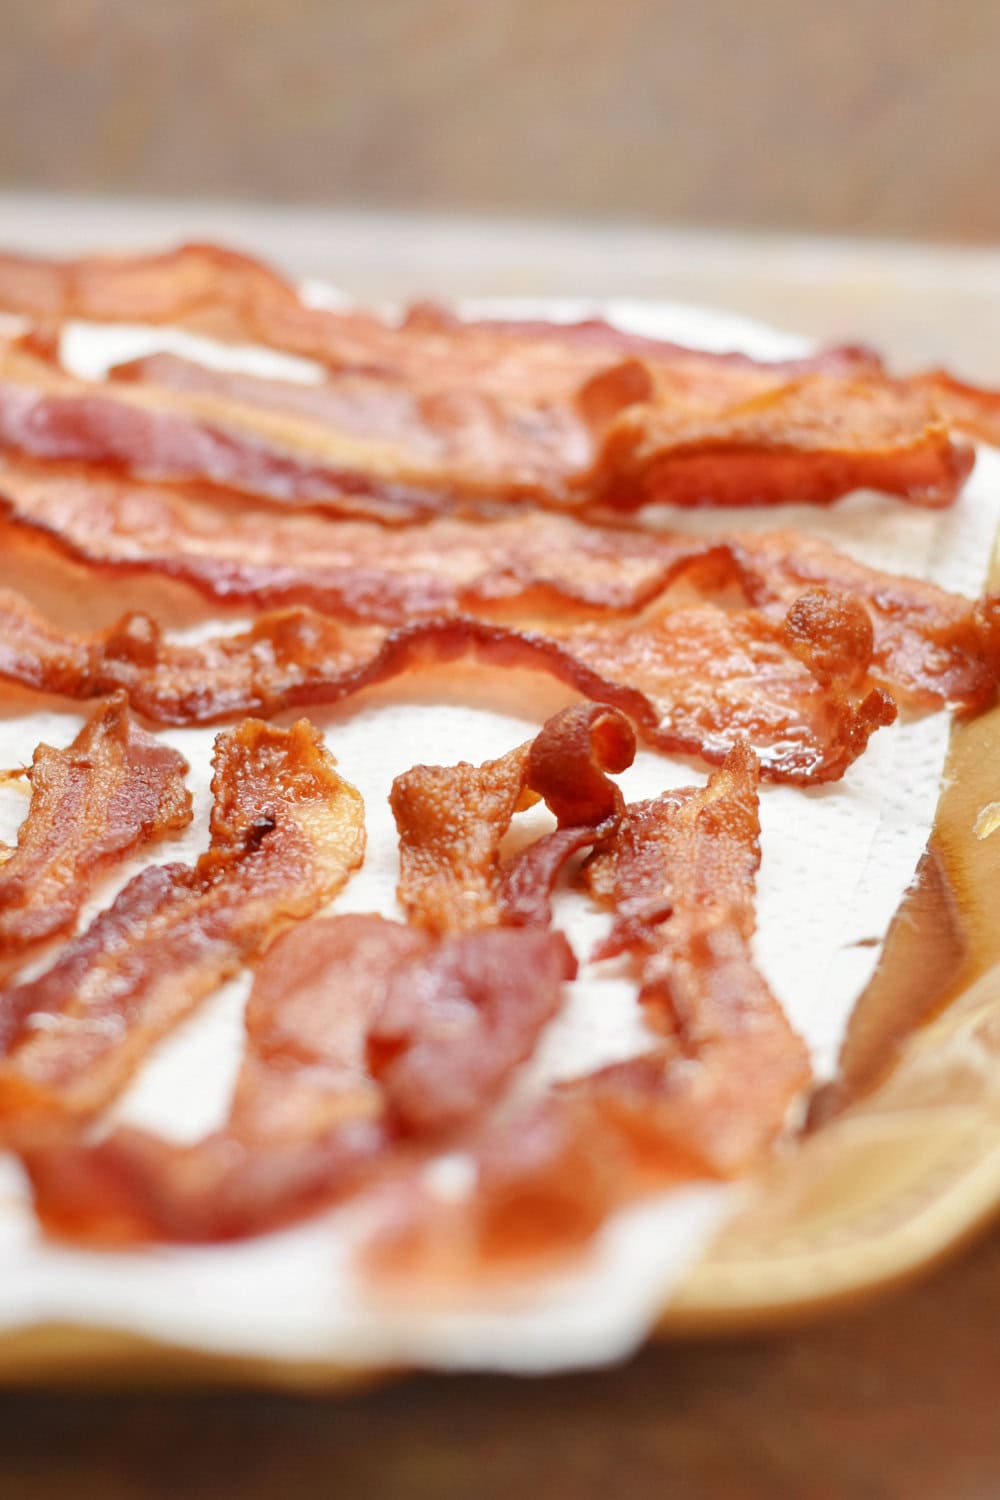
[0,693,191,972]
[0,343,446,524]
[391,703,635,934]
[0,308,975,519]
[911,370,1000,449]
[568,743,811,1174]
[0,456,745,625]
[586,370,973,511]
[0,242,883,391]
[23,916,574,1242]
[0,586,900,782]
[1,455,994,712]
[0,718,364,1133]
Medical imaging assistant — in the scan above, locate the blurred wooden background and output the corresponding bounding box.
[2,0,998,241]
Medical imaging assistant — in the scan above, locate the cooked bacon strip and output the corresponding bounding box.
[565,743,810,1174]
[391,703,635,934]
[586,370,973,511]
[24,916,574,1242]
[912,370,1000,449]
[0,693,191,972]
[402,301,883,374]
[1,455,994,711]
[0,343,445,524]
[0,456,744,625]
[103,344,977,513]
[0,587,897,782]
[0,242,882,390]
[0,718,364,1134]
[366,749,811,1279]
[0,309,975,518]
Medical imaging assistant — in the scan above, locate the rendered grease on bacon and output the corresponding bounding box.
[24,915,576,1242]
[0,586,898,783]
[0,693,191,973]
[585,368,973,511]
[0,718,365,1134]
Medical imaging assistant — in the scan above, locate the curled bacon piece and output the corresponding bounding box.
[0,718,364,1133]
[390,703,635,934]
[0,586,898,782]
[24,915,574,1242]
[0,693,191,971]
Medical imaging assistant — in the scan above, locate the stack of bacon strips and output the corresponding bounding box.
[0,242,999,1273]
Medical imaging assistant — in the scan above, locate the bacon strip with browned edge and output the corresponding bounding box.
[584,367,973,511]
[21,705,633,1243]
[1,454,996,709]
[0,692,191,974]
[568,741,812,1175]
[0,586,898,783]
[0,323,975,518]
[0,717,365,1136]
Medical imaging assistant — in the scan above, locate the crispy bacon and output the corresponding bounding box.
[0,693,191,972]
[569,744,811,1173]
[367,749,812,1279]
[586,370,973,511]
[1,455,994,710]
[24,915,575,1242]
[0,718,365,1133]
[391,703,635,934]
[0,307,976,519]
[0,456,742,625]
[0,586,900,782]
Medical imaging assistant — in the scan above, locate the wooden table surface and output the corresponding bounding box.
[1,198,1000,1498]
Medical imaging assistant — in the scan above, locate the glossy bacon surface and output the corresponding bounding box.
[391,703,635,934]
[1,455,994,710]
[24,915,574,1242]
[572,744,812,1174]
[0,693,191,970]
[586,370,973,511]
[0,587,899,782]
[0,242,978,516]
[367,748,812,1279]
[0,718,365,1132]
